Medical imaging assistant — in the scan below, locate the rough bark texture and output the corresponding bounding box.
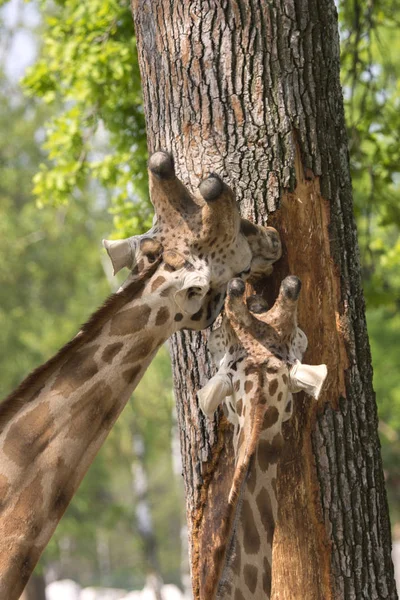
[131,1,397,598]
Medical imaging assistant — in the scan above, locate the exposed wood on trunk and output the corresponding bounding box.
[131,1,397,598]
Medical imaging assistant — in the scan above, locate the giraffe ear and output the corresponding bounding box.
[288,361,327,399]
[174,273,210,315]
[198,373,233,418]
[103,238,134,275]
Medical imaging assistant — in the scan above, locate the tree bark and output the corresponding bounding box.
[131,1,397,598]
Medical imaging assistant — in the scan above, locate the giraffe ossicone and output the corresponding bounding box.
[197,275,327,600]
[0,151,282,600]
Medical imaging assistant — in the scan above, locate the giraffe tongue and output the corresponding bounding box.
[197,373,233,418]
[288,361,328,400]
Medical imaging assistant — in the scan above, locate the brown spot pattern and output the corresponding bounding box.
[3,402,55,467]
[191,307,203,321]
[262,406,279,430]
[244,379,254,393]
[234,380,240,392]
[155,306,170,326]
[242,499,261,555]
[123,365,141,384]
[256,487,275,544]
[268,378,279,396]
[258,433,284,471]
[51,456,75,517]
[236,399,243,416]
[52,345,100,397]
[110,304,151,336]
[243,563,258,594]
[3,472,44,538]
[122,336,154,365]
[102,342,123,364]
[263,557,272,595]
[66,381,113,441]
[151,275,166,292]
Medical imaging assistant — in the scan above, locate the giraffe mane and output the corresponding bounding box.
[203,371,270,599]
[0,259,161,430]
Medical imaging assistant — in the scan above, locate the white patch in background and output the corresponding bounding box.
[0,0,40,81]
[393,541,400,594]
[46,579,81,600]
[45,581,189,600]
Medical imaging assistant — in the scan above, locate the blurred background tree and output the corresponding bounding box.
[340,0,400,527]
[0,0,399,593]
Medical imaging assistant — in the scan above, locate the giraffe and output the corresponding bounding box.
[197,276,327,600]
[0,151,282,600]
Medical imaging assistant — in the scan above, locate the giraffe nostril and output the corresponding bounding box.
[281,275,302,300]
[198,173,224,202]
[187,286,203,299]
[228,278,245,297]
[148,151,175,179]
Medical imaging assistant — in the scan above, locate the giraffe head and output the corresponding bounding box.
[199,275,327,420]
[103,151,282,330]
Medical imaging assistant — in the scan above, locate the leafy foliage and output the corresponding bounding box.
[23,0,151,238]
[340,0,400,308]
[0,78,111,398]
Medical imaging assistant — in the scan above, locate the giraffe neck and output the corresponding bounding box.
[0,262,180,599]
[220,403,285,600]
[201,320,290,600]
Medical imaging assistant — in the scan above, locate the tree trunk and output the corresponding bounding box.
[19,573,46,600]
[131,1,397,599]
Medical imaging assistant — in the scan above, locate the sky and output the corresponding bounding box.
[1,0,39,80]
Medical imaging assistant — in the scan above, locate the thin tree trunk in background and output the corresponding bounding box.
[171,406,192,598]
[20,573,46,600]
[131,430,164,600]
[131,1,397,598]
